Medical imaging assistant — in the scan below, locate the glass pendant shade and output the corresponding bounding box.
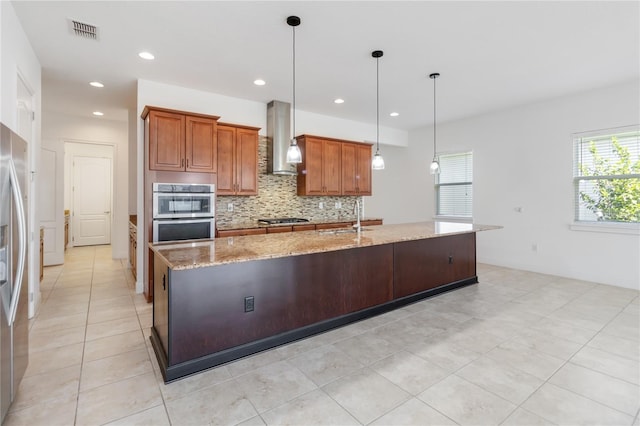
[286,139,302,163]
[430,158,440,174]
[372,151,385,170]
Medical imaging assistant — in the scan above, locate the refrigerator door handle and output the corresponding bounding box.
[6,159,26,326]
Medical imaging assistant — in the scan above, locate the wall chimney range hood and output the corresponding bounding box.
[267,100,297,175]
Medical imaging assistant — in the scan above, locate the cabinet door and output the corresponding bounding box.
[236,128,258,195]
[355,144,372,195]
[341,143,358,195]
[186,116,217,173]
[216,125,236,195]
[302,138,325,195]
[323,140,342,195]
[149,110,185,171]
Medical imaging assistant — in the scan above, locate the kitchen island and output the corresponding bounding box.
[150,221,499,382]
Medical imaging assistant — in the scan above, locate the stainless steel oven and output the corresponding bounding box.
[152,182,215,242]
[153,217,215,243]
[152,183,215,219]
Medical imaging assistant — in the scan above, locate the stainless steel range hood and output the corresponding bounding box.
[267,100,297,175]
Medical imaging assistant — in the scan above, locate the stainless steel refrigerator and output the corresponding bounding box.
[0,123,29,422]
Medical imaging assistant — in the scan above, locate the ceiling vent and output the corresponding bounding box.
[69,19,99,40]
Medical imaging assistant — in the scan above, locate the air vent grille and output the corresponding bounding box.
[69,19,98,40]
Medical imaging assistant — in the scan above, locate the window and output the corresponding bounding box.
[573,127,640,223]
[435,151,473,219]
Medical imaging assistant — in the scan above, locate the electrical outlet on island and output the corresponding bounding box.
[227,203,233,212]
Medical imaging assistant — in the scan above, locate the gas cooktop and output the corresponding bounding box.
[258,218,310,225]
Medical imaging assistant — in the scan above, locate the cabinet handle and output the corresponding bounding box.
[448,255,454,264]
[181,159,185,167]
[186,159,189,168]
[162,274,166,290]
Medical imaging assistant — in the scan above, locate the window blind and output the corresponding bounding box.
[574,129,640,223]
[436,151,473,217]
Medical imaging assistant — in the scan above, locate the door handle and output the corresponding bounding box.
[6,159,26,326]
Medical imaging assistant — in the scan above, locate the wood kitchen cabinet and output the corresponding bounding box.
[216,123,259,196]
[143,106,219,173]
[342,142,372,195]
[296,135,342,196]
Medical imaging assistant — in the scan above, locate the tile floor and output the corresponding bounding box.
[4,245,639,425]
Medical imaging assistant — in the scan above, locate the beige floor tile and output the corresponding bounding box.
[601,312,640,342]
[85,315,141,341]
[261,389,359,425]
[43,292,90,306]
[547,306,617,331]
[37,300,88,318]
[226,348,284,377]
[76,372,162,425]
[522,383,633,425]
[456,356,544,405]
[509,328,583,360]
[549,362,640,416]
[370,397,457,426]
[88,303,138,324]
[24,342,84,377]
[166,378,257,425]
[158,364,231,401]
[501,407,556,425]
[90,294,135,308]
[440,323,507,353]
[275,336,326,359]
[332,330,399,365]
[418,374,516,425]
[30,311,87,333]
[3,394,77,426]
[236,360,317,413]
[104,404,170,426]
[28,324,86,352]
[571,346,640,385]
[370,350,449,395]
[371,316,443,346]
[237,416,266,426]
[406,337,482,373]
[322,367,410,424]
[11,364,81,412]
[485,340,566,380]
[83,329,146,362]
[530,317,599,345]
[288,344,364,387]
[587,332,640,362]
[80,347,153,391]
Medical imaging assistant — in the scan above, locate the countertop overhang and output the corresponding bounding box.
[150,221,501,270]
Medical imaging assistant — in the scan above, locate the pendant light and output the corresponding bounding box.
[286,16,302,164]
[371,50,385,170]
[429,72,440,175]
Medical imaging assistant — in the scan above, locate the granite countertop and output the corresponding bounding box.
[215,217,383,231]
[150,221,501,271]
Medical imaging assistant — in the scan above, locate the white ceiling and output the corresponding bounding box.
[12,1,640,130]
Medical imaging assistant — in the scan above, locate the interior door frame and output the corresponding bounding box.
[64,141,115,249]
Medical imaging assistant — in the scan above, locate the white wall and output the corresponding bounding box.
[42,111,129,259]
[369,80,640,290]
[1,1,42,316]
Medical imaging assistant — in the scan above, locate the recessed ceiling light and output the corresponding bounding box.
[92,111,104,116]
[254,79,266,86]
[89,81,104,88]
[390,112,399,117]
[334,98,345,104]
[138,51,155,60]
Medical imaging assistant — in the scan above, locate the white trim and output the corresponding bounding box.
[572,124,639,139]
[434,215,473,223]
[570,221,640,235]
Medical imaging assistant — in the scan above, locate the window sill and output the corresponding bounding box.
[570,221,640,235]
[434,216,473,224]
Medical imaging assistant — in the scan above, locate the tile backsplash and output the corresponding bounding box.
[215,136,362,227]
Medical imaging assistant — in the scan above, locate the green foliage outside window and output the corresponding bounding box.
[579,137,640,222]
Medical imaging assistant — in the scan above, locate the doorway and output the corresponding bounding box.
[65,142,114,248]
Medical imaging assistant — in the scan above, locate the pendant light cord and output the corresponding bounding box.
[292,24,296,141]
[433,75,437,156]
[376,56,380,152]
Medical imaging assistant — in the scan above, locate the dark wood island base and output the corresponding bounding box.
[150,231,479,383]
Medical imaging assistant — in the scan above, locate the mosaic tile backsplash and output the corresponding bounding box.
[216,136,363,228]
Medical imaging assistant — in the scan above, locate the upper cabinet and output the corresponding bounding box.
[143,106,219,173]
[342,142,372,196]
[217,123,259,196]
[296,135,342,196]
[297,135,372,196]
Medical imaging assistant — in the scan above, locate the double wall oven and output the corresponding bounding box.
[152,183,215,243]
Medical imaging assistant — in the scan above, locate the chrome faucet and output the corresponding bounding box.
[353,199,361,233]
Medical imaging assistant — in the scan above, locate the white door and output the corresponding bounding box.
[72,156,112,246]
[40,143,65,265]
